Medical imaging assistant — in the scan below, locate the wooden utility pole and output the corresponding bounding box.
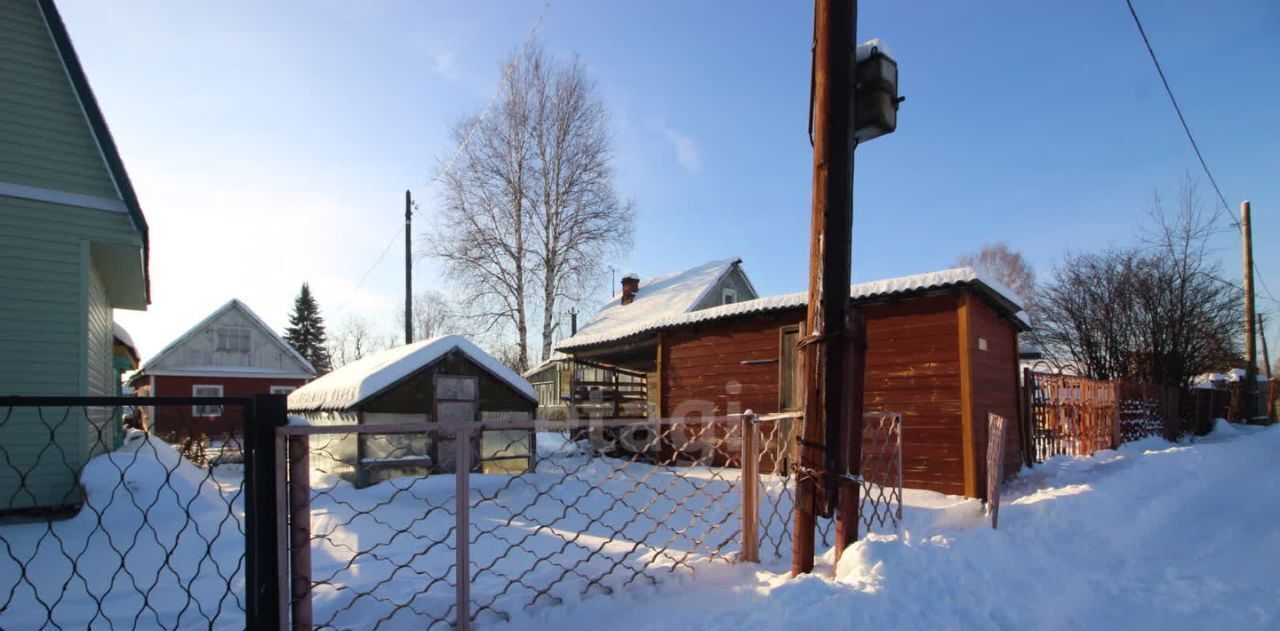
[1242,200,1258,420]
[405,190,414,346]
[794,0,859,575]
[1260,313,1271,379]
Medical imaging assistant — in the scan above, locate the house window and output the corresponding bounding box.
[779,325,802,411]
[270,386,297,395]
[533,382,557,406]
[216,327,251,353]
[722,287,737,305]
[193,384,224,417]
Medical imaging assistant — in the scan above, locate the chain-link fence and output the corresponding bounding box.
[0,396,278,630]
[284,415,750,630]
[751,412,902,559]
[282,407,903,630]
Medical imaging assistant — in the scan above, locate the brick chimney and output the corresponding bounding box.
[620,273,640,305]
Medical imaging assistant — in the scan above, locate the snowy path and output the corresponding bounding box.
[495,423,1280,631]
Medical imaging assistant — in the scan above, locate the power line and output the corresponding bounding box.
[1124,1,1280,329]
[1123,0,1235,226]
[333,0,553,316]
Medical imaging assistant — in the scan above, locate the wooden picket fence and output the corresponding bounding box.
[1025,372,1119,462]
[1023,369,1276,463]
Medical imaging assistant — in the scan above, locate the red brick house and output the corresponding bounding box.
[129,299,316,438]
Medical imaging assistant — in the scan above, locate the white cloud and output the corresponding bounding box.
[430,51,459,80]
[657,122,701,174]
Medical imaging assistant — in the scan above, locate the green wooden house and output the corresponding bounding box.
[0,0,151,512]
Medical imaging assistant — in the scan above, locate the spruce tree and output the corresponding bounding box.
[284,283,333,374]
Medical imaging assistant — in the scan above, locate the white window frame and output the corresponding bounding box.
[193,384,224,417]
[270,385,297,395]
[722,287,737,305]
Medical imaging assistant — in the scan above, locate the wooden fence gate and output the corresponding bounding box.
[1025,372,1118,462]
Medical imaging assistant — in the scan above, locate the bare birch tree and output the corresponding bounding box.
[528,49,634,361]
[396,289,461,342]
[955,242,1036,311]
[430,53,535,370]
[328,315,388,369]
[429,43,633,370]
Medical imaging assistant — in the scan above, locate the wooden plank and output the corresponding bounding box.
[957,292,977,498]
[986,413,1008,528]
[739,412,759,562]
[656,332,666,417]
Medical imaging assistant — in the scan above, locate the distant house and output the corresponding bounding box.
[288,335,538,487]
[0,0,151,512]
[129,300,315,438]
[556,265,1030,499]
[530,258,757,419]
[112,322,140,394]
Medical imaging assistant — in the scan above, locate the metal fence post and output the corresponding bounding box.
[246,393,287,630]
[288,435,312,630]
[435,374,478,631]
[740,411,759,563]
[454,426,472,631]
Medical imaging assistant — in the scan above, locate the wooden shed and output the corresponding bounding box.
[557,267,1029,499]
[288,335,537,487]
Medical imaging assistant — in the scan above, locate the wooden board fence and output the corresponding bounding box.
[1026,373,1117,462]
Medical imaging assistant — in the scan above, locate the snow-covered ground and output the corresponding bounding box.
[0,431,246,629]
[495,421,1280,631]
[2,422,1276,630]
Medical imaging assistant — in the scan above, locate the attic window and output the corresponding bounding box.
[722,287,737,305]
[216,328,251,353]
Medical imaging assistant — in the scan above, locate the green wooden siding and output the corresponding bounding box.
[0,0,149,511]
[0,0,119,198]
[691,266,757,311]
[0,196,138,397]
[0,197,139,510]
[85,258,117,458]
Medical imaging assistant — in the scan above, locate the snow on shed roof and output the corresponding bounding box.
[288,335,535,411]
[556,258,742,351]
[112,321,137,353]
[556,267,1027,351]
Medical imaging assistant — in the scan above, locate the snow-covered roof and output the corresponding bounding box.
[556,266,1027,352]
[288,335,535,411]
[556,258,743,352]
[523,351,568,379]
[113,321,140,365]
[138,298,317,376]
[138,299,316,377]
[112,322,137,353]
[1194,369,1268,387]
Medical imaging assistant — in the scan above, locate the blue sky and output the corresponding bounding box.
[58,0,1280,360]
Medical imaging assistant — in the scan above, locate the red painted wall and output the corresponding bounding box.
[658,290,1022,497]
[146,375,310,438]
